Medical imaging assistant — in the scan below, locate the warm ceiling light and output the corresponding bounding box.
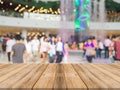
[33,11,36,13]
[18,4,21,7]
[21,13,23,16]
[58,8,61,14]
[32,6,35,8]
[40,7,43,10]
[34,10,37,13]
[28,9,32,12]
[14,7,19,11]
[19,7,25,12]
[44,9,47,13]
[2,10,5,13]
[55,11,58,14]
[28,6,35,12]
[52,12,54,14]
[25,5,28,8]
[10,3,12,6]
[49,8,52,12]
[47,10,50,13]
[1,1,3,4]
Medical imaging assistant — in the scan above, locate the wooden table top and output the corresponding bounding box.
[0,64,119,90]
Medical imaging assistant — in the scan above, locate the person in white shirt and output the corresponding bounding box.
[56,37,64,63]
[6,36,15,62]
[39,35,45,58]
[24,37,32,63]
[98,40,104,58]
[48,36,56,63]
[31,36,40,62]
[104,36,111,58]
[40,37,49,63]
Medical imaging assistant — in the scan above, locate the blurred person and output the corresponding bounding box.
[48,36,56,63]
[92,36,98,58]
[83,41,87,57]
[6,36,15,62]
[56,37,64,63]
[31,35,40,63]
[98,40,104,58]
[0,36,2,53]
[47,35,52,42]
[104,36,111,58]
[85,38,95,63]
[63,42,69,63]
[2,36,7,54]
[109,37,115,58]
[6,35,10,41]
[40,34,45,43]
[39,35,45,58]
[115,37,120,60]
[11,35,26,63]
[40,37,49,63]
[79,42,84,50]
[71,41,77,50]
[24,37,32,63]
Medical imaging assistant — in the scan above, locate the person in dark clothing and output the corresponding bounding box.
[2,36,7,54]
[48,36,56,63]
[56,37,64,63]
[104,36,111,58]
[11,35,26,63]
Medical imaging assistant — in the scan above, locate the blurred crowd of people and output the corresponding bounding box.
[0,33,69,64]
[0,32,120,64]
[70,36,120,63]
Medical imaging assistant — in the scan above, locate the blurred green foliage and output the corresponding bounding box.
[105,0,120,12]
[12,0,120,12]
[12,0,60,11]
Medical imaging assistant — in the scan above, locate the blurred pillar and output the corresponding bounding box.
[99,0,106,40]
[22,29,27,39]
[93,0,98,21]
[60,0,74,42]
[99,0,106,22]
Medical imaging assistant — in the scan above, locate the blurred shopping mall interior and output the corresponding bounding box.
[0,0,120,40]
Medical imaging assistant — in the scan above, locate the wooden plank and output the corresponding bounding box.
[0,64,12,69]
[34,64,57,90]
[0,64,23,76]
[74,64,109,90]
[91,64,120,83]
[91,64,120,78]
[0,64,119,90]
[0,64,28,83]
[96,64,120,77]
[12,64,48,90]
[83,64,120,89]
[53,64,67,90]
[72,64,107,90]
[0,64,37,89]
[63,64,87,90]
[108,64,120,69]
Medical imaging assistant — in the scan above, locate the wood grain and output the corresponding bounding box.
[0,64,119,90]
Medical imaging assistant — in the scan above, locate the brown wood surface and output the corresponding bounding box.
[0,64,119,90]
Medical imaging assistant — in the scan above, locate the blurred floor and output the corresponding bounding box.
[0,51,119,64]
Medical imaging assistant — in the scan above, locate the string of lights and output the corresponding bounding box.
[0,0,61,15]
